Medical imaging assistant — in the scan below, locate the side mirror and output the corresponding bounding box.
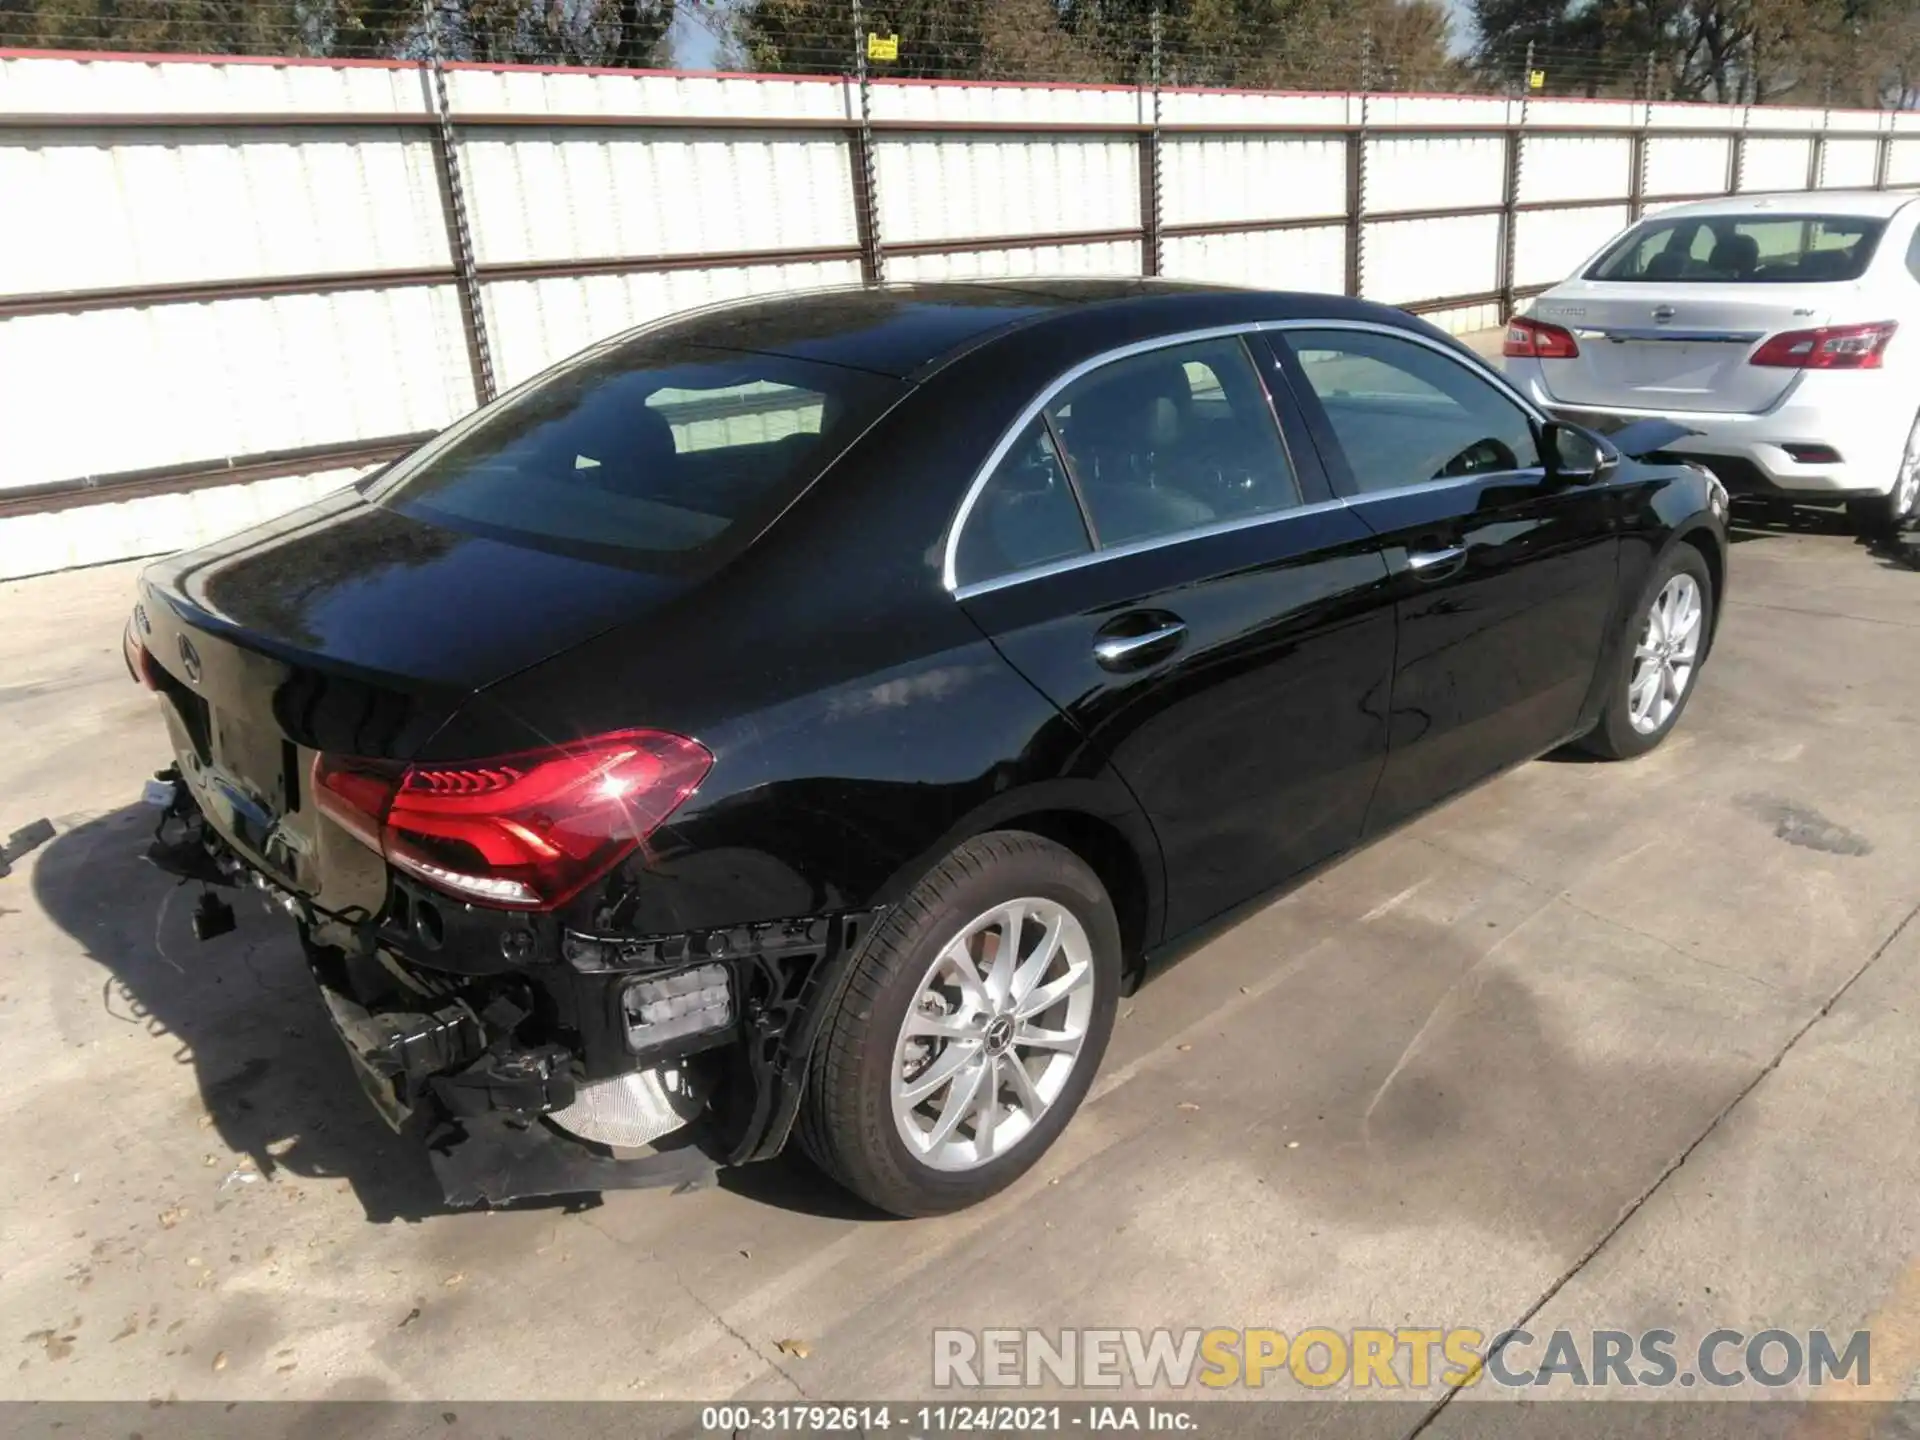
[1542,421,1618,483]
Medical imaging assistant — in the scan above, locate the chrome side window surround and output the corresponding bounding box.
[940,323,1275,593]
[951,495,1353,601]
[1260,317,1551,428]
[941,316,1553,597]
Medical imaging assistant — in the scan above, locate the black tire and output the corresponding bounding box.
[1848,493,1915,539]
[1577,544,1715,761]
[798,831,1121,1217]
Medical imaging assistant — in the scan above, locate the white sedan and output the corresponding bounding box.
[1504,190,1920,535]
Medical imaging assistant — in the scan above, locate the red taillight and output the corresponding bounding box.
[1751,321,1897,370]
[1504,316,1581,360]
[313,730,712,911]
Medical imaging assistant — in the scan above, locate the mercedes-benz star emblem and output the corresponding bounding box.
[177,634,202,685]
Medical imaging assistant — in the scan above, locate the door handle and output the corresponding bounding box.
[1406,545,1467,580]
[1093,621,1187,670]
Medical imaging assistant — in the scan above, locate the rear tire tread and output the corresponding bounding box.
[797,830,1113,1216]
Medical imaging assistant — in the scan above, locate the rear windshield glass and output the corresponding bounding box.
[366,339,903,566]
[1586,213,1887,284]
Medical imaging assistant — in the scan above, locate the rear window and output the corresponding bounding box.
[367,340,902,566]
[1587,213,1887,284]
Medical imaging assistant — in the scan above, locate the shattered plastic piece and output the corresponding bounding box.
[0,817,54,878]
[775,1338,812,1359]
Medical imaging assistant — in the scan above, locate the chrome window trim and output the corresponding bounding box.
[941,316,1553,598]
[1262,317,1550,428]
[952,495,1351,601]
[941,322,1281,593]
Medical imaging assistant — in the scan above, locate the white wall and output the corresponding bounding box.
[1,48,1915,580]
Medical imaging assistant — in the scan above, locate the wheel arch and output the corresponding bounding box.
[868,779,1167,976]
[1671,518,1727,653]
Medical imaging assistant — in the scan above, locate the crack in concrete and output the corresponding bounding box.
[670,1266,811,1401]
[1404,895,1920,1438]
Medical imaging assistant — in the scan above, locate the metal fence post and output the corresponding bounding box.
[1727,108,1748,196]
[421,0,495,405]
[1808,80,1831,190]
[1497,43,1531,321]
[1140,6,1164,277]
[848,0,886,285]
[1628,52,1653,221]
[1343,28,1372,300]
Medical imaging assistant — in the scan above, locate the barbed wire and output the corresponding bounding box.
[0,2,1913,109]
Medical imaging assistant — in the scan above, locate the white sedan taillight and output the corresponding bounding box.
[1750,321,1897,370]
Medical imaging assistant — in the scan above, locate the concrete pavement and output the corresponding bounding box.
[0,512,1916,1423]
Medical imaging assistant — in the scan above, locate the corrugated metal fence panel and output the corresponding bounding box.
[1366,134,1505,214]
[1157,90,1353,127]
[0,287,474,488]
[1161,225,1345,292]
[1159,136,1347,226]
[1740,136,1814,191]
[1514,204,1630,289]
[0,467,366,582]
[871,79,1140,126]
[887,240,1142,283]
[482,260,863,389]
[445,64,850,121]
[1649,102,1746,132]
[873,136,1140,245]
[0,52,430,116]
[1888,139,1920,186]
[459,127,858,265]
[1365,95,1510,128]
[0,126,449,295]
[1519,134,1631,204]
[1819,137,1881,189]
[1363,214,1501,304]
[1645,134,1732,197]
[1520,100,1636,130]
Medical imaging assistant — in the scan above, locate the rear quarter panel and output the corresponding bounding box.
[463,361,1168,946]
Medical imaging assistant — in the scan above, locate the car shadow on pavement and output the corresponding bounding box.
[1727,499,1854,544]
[34,804,510,1224]
[33,803,893,1225]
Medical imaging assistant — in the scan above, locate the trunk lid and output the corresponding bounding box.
[137,487,687,898]
[1528,281,1840,415]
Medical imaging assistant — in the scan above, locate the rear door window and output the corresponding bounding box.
[368,341,902,567]
[1046,337,1300,547]
[1588,214,1887,283]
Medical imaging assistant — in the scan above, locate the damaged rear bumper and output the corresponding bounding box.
[143,767,876,1207]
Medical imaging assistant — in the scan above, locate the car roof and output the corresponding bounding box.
[660,279,1443,380]
[1647,189,1920,221]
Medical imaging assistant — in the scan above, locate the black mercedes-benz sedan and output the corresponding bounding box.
[124,279,1729,1216]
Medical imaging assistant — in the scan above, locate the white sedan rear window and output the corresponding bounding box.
[1588,214,1886,284]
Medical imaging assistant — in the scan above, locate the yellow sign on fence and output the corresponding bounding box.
[867,33,899,61]
[1528,69,1547,90]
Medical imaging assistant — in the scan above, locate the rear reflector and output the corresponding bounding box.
[1504,316,1581,360]
[1782,444,1844,464]
[1751,321,1897,370]
[314,730,712,911]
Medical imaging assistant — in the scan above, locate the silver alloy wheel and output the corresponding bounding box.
[1629,572,1704,735]
[1895,415,1920,520]
[890,896,1095,1172]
